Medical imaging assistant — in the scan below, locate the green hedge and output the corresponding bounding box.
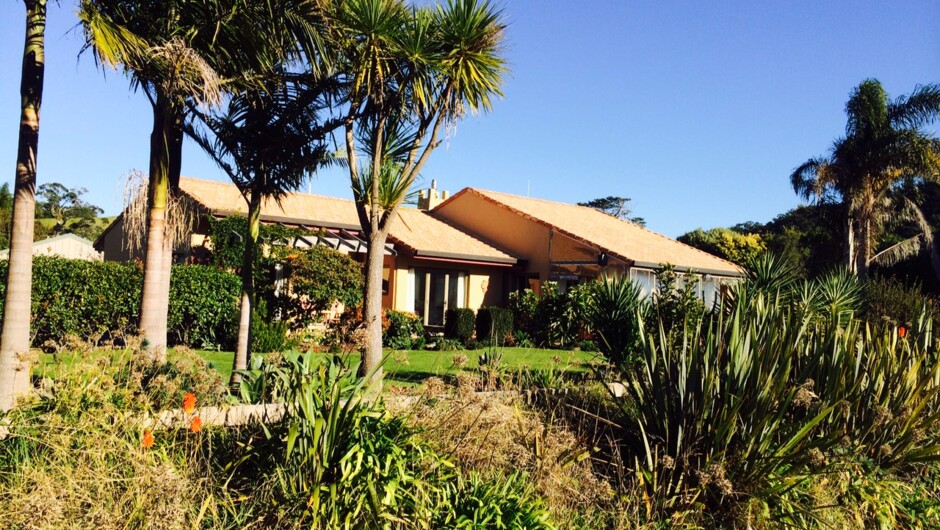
[475,306,513,344]
[168,264,241,349]
[0,256,240,349]
[444,308,475,343]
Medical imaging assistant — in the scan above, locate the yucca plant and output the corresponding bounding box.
[615,262,940,525]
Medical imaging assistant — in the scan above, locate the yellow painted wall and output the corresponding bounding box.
[433,192,550,285]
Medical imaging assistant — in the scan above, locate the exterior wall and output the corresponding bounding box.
[98,217,137,262]
[389,254,509,322]
[433,192,551,292]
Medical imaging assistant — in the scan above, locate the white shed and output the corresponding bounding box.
[0,233,102,261]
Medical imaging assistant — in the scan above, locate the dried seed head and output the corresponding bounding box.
[873,406,892,429]
[661,455,675,470]
[808,448,826,468]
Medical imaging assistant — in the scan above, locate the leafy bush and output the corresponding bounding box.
[444,308,475,344]
[863,275,939,328]
[475,306,514,345]
[508,289,539,342]
[168,264,241,349]
[0,257,240,349]
[273,246,363,328]
[250,310,292,353]
[383,309,425,350]
[651,264,707,345]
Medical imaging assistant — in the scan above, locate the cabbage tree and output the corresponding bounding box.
[332,0,507,387]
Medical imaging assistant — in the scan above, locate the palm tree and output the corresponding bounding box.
[79,0,271,360]
[791,79,940,279]
[332,0,507,387]
[187,74,339,387]
[0,0,47,411]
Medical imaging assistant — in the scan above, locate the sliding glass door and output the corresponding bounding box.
[413,269,465,326]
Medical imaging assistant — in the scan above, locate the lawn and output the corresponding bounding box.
[36,347,602,388]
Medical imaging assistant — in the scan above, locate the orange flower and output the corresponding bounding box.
[899,326,907,338]
[189,416,202,433]
[142,430,155,449]
[182,392,197,415]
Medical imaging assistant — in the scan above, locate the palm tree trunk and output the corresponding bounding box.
[0,0,46,411]
[360,229,387,391]
[846,215,856,274]
[856,215,871,279]
[231,192,261,388]
[139,94,175,361]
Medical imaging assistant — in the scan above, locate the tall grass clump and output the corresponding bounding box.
[608,253,940,527]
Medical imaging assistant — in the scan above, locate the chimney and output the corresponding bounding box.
[417,179,448,210]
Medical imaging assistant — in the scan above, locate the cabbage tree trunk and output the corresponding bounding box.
[231,192,261,388]
[0,0,46,412]
[360,229,387,391]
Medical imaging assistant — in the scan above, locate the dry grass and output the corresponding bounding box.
[0,350,235,530]
[398,386,631,529]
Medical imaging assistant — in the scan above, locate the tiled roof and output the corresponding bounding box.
[445,188,743,275]
[179,177,517,264]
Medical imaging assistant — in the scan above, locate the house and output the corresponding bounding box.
[430,188,743,305]
[95,177,520,327]
[96,177,742,325]
[1,233,102,261]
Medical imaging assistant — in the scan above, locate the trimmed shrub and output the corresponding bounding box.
[168,264,240,349]
[475,306,513,344]
[383,309,424,350]
[444,308,475,343]
[0,257,240,349]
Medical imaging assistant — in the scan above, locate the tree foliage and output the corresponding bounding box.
[577,195,645,225]
[677,227,765,266]
[34,182,105,240]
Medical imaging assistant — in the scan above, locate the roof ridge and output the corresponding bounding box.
[180,176,359,207]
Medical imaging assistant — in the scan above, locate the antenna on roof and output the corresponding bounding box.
[527,180,530,197]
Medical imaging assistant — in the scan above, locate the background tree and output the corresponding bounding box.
[577,195,645,226]
[677,227,765,266]
[0,0,47,411]
[791,79,940,279]
[34,182,104,239]
[332,0,507,387]
[79,0,268,360]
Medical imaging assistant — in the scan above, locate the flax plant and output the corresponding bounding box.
[617,259,940,525]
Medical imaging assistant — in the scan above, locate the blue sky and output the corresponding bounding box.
[1,1,937,237]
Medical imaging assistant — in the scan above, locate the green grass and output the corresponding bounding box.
[36,347,601,388]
